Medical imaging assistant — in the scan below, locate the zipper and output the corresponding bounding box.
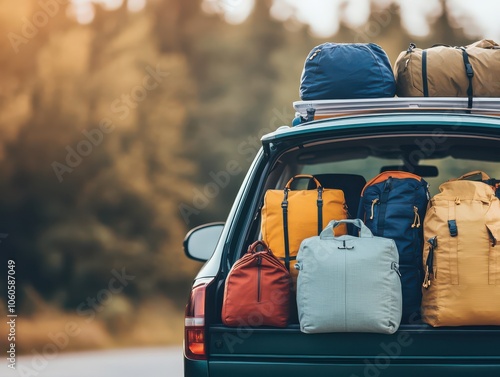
[257,255,262,303]
[369,198,379,220]
[411,206,421,228]
[309,49,321,60]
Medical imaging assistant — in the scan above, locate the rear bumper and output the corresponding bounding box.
[203,325,500,377]
[184,357,209,377]
[208,361,500,377]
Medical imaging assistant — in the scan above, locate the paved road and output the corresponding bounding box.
[7,347,183,377]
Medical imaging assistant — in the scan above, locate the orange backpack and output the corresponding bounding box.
[422,171,500,326]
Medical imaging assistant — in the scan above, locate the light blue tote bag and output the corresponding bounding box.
[296,219,402,334]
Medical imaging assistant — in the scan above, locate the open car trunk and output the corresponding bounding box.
[204,119,500,377]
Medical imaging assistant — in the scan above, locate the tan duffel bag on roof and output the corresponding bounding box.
[394,40,500,107]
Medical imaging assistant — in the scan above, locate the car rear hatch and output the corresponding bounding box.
[207,106,500,377]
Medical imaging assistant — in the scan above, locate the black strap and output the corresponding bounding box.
[422,50,429,97]
[482,178,500,200]
[483,178,500,186]
[281,189,290,271]
[306,107,316,123]
[483,178,500,199]
[460,47,474,110]
[377,178,392,237]
[448,220,458,237]
[426,237,438,273]
[423,236,438,289]
[487,228,497,247]
[317,187,323,235]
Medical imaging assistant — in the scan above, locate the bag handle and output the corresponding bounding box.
[247,240,270,254]
[468,39,500,49]
[284,174,322,190]
[455,170,491,182]
[320,219,373,240]
[453,170,500,193]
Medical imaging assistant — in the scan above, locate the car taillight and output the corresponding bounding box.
[184,278,213,360]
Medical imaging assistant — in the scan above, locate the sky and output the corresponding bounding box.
[69,0,500,41]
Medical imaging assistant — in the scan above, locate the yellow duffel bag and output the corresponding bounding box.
[422,171,500,326]
[261,175,347,284]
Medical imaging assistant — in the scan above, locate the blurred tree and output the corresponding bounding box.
[0,2,199,310]
[0,0,484,315]
[159,0,291,226]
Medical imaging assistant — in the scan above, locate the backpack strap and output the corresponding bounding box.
[376,177,392,236]
[423,236,437,289]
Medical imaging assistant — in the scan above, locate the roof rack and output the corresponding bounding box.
[293,98,500,123]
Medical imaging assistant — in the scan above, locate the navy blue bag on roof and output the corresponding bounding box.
[300,43,396,100]
[358,172,430,324]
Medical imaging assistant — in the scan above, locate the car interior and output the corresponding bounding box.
[275,134,500,196]
[214,132,500,325]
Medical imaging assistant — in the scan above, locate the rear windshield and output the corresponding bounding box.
[302,156,500,196]
[270,133,500,196]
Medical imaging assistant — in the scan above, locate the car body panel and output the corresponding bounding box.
[185,110,500,376]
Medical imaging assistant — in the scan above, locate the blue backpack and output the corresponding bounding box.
[300,43,396,100]
[358,172,430,323]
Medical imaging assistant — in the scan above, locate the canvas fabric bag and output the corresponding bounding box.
[222,241,290,327]
[421,171,500,327]
[295,219,402,334]
[261,175,347,285]
[358,171,429,323]
[394,40,500,108]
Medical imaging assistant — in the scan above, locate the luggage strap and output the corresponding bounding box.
[281,190,290,270]
[422,50,429,97]
[281,180,324,271]
[422,46,474,109]
[459,47,474,110]
[317,187,323,235]
[423,236,438,289]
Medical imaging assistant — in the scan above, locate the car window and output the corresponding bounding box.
[302,156,500,196]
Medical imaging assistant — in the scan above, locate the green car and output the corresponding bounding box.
[183,98,500,377]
